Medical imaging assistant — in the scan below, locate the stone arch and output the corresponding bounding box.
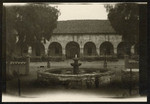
[84,42,96,56]
[117,42,131,58]
[134,43,139,55]
[48,42,62,56]
[33,42,45,56]
[66,41,80,59]
[100,41,114,55]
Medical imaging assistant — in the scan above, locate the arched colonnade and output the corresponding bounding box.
[26,41,139,59]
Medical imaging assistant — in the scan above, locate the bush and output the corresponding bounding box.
[13,56,64,62]
[13,56,26,61]
[131,55,139,61]
[81,56,118,61]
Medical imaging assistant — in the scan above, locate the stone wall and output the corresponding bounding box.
[37,70,115,88]
[6,56,30,79]
[7,62,27,75]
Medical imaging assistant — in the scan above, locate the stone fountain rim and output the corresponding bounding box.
[37,68,114,77]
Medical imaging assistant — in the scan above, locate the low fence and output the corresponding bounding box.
[9,62,26,75]
[6,56,30,76]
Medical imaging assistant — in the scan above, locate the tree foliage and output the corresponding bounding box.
[15,4,60,45]
[105,3,139,45]
[4,6,17,60]
[4,3,60,58]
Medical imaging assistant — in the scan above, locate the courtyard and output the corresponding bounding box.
[3,2,147,102]
[3,59,140,101]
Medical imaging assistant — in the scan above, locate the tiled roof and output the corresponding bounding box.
[53,20,116,34]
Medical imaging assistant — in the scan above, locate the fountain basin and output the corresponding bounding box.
[37,68,115,88]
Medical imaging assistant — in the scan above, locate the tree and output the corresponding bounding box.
[3,6,18,81]
[3,3,60,80]
[105,3,139,46]
[15,3,60,56]
[4,6,18,60]
[5,3,60,57]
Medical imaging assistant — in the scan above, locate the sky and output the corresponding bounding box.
[52,4,108,20]
[3,3,109,21]
[4,2,146,21]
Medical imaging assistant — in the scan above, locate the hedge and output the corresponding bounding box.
[12,56,65,62]
[12,55,123,62]
[80,56,118,61]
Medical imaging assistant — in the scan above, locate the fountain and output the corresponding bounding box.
[70,54,81,74]
[37,55,115,88]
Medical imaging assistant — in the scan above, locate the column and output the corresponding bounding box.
[96,48,100,56]
[114,48,117,55]
[113,43,118,57]
[131,45,135,55]
[62,48,66,60]
[45,48,48,56]
[80,48,84,58]
[28,46,32,56]
[43,42,49,56]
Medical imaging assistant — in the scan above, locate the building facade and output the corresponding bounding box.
[23,20,138,59]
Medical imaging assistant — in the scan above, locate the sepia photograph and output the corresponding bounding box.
[2,2,147,102]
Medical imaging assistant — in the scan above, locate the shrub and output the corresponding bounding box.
[13,56,64,62]
[81,56,118,61]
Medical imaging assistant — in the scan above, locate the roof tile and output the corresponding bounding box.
[53,20,116,34]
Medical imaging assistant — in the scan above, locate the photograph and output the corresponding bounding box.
[2,2,147,102]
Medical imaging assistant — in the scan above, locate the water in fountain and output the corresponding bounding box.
[37,54,114,88]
